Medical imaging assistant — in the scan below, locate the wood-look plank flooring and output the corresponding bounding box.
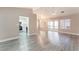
[0,31,79,51]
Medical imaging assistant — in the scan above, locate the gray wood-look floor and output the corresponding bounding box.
[0,31,79,51]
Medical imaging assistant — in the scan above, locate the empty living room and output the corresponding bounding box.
[1,0,79,59]
[0,7,79,51]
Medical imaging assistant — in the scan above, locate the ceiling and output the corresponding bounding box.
[32,7,79,19]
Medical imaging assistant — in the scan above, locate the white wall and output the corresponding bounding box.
[0,7,37,40]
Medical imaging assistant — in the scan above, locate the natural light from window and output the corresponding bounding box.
[48,18,71,30]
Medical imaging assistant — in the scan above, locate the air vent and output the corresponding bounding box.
[61,11,64,13]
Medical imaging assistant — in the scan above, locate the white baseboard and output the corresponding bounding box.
[0,32,78,43]
[58,31,79,36]
[28,33,37,36]
[0,36,19,42]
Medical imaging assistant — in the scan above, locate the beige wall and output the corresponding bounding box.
[52,14,79,34]
[69,14,79,34]
[0,7,37,40]
[29,14,37,35]
[39,13,79,34]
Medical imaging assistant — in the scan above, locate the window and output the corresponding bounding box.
[54,20,58,29]
[64,19,71,29]
[48,21,54,29]
[48,20,59,29]
[60,19,71,29]
[60,20,65,29]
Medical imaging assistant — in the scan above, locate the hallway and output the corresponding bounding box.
[0,31,79,51]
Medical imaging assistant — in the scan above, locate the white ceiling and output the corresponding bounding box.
[32,7,79,19]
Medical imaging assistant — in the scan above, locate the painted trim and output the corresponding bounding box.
[28,33,37,36]
[0,32,78,43]
[0,36,19,42]
[28,31,79,36]
[48,30,79,36]
[58,31,79,36]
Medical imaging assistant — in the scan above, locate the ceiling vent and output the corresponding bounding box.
[61,11,64,13]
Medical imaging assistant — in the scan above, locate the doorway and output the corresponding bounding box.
[19,16,29,35]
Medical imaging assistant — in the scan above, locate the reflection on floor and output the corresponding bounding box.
[0,31,79,51]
